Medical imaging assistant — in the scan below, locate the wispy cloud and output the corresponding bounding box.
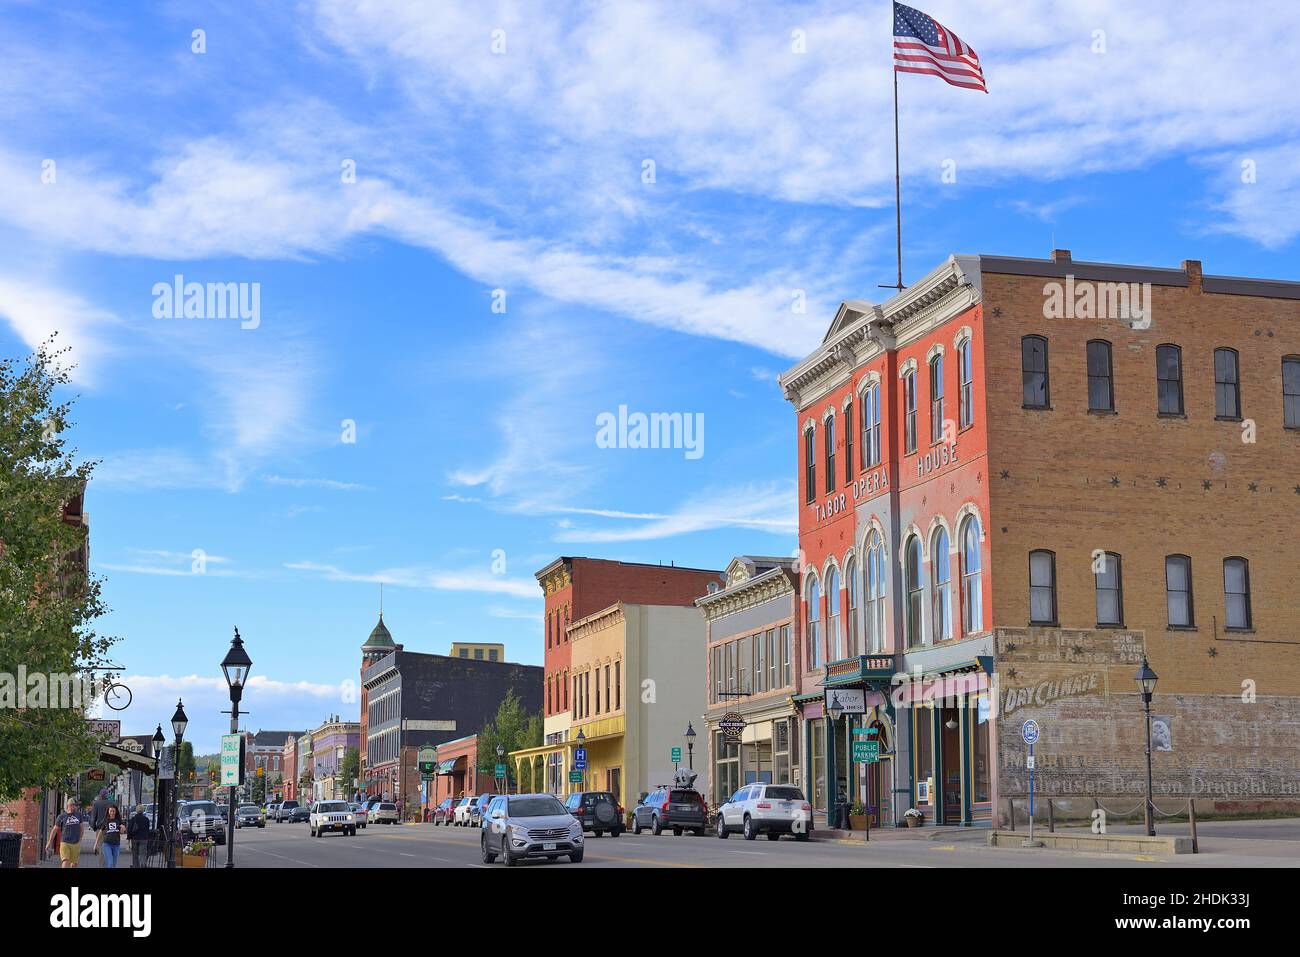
[551,481,797,543]
[0,276,119,385]
[263,474,369,491]
[285,561,537,598]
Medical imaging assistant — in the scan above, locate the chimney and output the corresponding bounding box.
[1182,259,1203,292]
[1051,249,1072,264]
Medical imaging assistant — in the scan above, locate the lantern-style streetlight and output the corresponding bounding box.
[683,722,697,770]
[220,628,252,867]
[1134,656,1159,836]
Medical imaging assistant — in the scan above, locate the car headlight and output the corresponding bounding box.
[347,815,354,821]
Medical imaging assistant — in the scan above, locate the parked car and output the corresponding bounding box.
[715,783,812,841]
[564,791,624,837]
[235,804,266,829]
[480,793,584,866]
[369,802,398,825]
[275,800,301,823]
[470,793,498,827]
[177,801,227,845]
[266,803,281,821]
[632,785,707,836]
[452,796,478,826]
[288,804,312,823]
[432,798,456,825]
[348,803,369,828]
[309,800,358,837]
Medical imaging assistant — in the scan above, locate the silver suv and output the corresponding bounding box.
[480,793,585,866]
[715,784,812,841]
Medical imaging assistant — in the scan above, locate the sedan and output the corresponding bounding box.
[288,805,311,823]
[480,794,584,866]
[234,805,266,829]
[432,798,456,825]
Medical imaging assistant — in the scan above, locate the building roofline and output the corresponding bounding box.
[534,555,724,582]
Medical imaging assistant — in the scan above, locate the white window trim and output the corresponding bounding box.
[899,357,918,379]
[953,325,973,350]
[926,342,946,363]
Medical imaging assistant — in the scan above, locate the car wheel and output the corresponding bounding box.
[612,828,622,838]
[569,848,584,863]
[716,816,729,839]
[695,828,706,837]
[743,816,757,841]
[632,817,642,835]
[593,830,602,838]
[480,835,496,863]
[652,816,662,836]
[672,827,682,837]
[502,842,516,867]
[795,829,810,842]
[766,832,780,841]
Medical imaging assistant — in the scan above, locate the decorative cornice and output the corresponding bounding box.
[569,603,626,642]
[698,567,796,622]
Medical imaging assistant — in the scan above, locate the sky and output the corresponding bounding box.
[1,0,1297,748]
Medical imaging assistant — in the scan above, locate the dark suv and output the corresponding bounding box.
[563,791,624,837]
[632,786,707,836]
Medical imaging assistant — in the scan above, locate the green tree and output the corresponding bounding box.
[0,340,116,802]
[340,746,360,791]
[476,690,543,792]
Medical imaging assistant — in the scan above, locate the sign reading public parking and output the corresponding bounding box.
[1021,719,1040,745]
[573,747,587,770]
[220,733,245,787]
[495,763,506,778]
[671,747,681,764]
[853,740,879,763]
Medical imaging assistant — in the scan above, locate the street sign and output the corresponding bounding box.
[158,745,176,781]
[494,763,506,778]
[719,712,747,739]
[670,747,681,764]
[1021,719,1040,745]
[87,769,105,782]
[568,770,583,783]
[220,733,245,787]
[573,748,587,770]
[89,719,120,742]
[853,740,879,763]
[417,746,437,775]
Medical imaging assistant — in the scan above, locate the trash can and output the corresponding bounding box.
[0,831,23,868]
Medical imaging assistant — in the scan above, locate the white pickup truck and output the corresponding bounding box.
[309,800,358,837]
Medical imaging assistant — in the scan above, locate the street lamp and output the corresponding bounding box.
[150,724,165,863]
[167,699,187,868]
[495,743,505,794]
[683,722,697,770]
[221,627,252,867]
[574,729,586,793]
[826,697,847,830]
[1134,656,1159,837]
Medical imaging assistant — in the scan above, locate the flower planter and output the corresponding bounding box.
[181,854,208,868]
[905,815,921,828]
[848,815,868,831]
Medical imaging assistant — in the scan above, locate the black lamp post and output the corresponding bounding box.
[683,722,697,770]
[575,729,586,793]
[221,627,252,868]
[1134,656,1159,836]
[495,743,505,793]
[151,725,164,863]
[827,697,847,830]
[168,699,187,868]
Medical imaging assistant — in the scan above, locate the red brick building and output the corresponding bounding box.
[781,252,1300,826]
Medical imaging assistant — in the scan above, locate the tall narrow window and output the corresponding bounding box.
[1087,340,1114,412]
[929,355,945,443]
[767,629,778,690]
[845,557,860,656]
[844,402,854,482]
[1029,550,1057,625]
[824,414,836,494]
[1165,555,1193,627]
[605,664,611,712]
[958,338,973,429]
[806,577,822,670]
[615,660,621,710]
[1284,357,1300,428]
[905,537,923,646]
[1095,552,1124,626]
[904,371,917,454]
[1224,558,1252,630]
[804,427,815,504]
[932,528,951,641]
[1215,348,1241,419]
[1157,344,1184,415]
[865,533,884,653]
[862,383,882,466]
[961,517,983,635]
[826,567,841,661]
[755,631,766,693]
[1022,336,1049,408]
[781,625,791,686]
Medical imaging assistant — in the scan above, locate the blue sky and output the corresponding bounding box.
[1,1,1296,748]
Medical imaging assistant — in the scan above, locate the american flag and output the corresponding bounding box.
[893,2,986,92]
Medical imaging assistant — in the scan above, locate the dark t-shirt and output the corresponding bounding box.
[101,818,122,845]
[55,811,85,844]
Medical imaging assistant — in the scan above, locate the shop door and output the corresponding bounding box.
[939,706,962,824]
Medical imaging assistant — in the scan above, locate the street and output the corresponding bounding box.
[144,818,1300,869]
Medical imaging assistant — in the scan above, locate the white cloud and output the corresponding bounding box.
[0,276,119,384]
[286,561,538,598]
[551,481,797,543]
[262,475,369,491]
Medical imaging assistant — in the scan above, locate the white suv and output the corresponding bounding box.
[716,784,812,841]
[309,800,358,837]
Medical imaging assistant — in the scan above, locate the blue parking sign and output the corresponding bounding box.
[1021,719,1040,745]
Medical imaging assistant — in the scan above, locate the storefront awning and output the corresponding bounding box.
[892,670,989,705]
[436,758,459,774]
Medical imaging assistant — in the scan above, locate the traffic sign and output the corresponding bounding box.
[1021,719,1040,745]
[573,748,587,770]
[852,740,879,763]
[671,747,681,764]
[220,733,245,787]
[568,770,583,783]
[494,763,506,778]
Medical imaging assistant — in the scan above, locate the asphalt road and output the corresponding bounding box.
[203,818,1299,868]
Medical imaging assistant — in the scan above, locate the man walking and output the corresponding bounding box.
[127,804,152,867]
[47,799,86,869]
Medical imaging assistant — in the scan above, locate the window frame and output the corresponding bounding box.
[1086,339,1114,412]
[960,517,983,636]
[904,371,917,454]
[1214,347,1241,420]
[1165,554,1194,629]
[904,536,924,647]
[1223,557,1252,631]
[1021,335,1050,409]
[929,354,945,444]
[804,426,816,504]
[1156,343,1184,416]
[931,527,951,642]
[824,413,836,494]
[1094,551,1124,627]
[1028,549,1058,626]
[1282,356,1300,429]
[958,338,974,429]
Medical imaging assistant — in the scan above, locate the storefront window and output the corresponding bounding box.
[775,719,790,784]
[714,732,740,805]
[972,693,991,804]
[810,719,826,811]
[915,705,934,808]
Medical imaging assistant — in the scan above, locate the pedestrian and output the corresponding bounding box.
[47,799,86,869]
[98,804,123,868]
[127,804,152,868]
[90,787,116,856]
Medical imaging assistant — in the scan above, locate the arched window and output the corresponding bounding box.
[845,556,861,656]
[824,414,836,494]
[862,383,882,467]
[1214,348,1241,419]
[844,402,854,483]
[961,516,983,634]
[826,566,841,661]
[804,426,816,504]
[932,528,951,641]
[930,355,945,443]
[958,338,974,428]
[865,533,887,653]
[1022,336,1049,408]
[904,371,918,454]
[905,537,924,647]
[1095,552,1123,626]
[1029,550,1057,625]
[1157,344,1183,415]
[806,576,822,670]
[1223,558,1252,630]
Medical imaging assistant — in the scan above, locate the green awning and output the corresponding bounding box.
[436,759,458,774]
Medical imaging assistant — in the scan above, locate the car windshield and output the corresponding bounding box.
[185,802,217,815]
[282,801,298,808]
[508,796,567,817]
[319,802,349,812]
[764,787,804,800]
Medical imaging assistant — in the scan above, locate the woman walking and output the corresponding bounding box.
[98,804,123,868]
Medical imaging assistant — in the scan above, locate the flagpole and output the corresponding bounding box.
[893,68,902,290]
